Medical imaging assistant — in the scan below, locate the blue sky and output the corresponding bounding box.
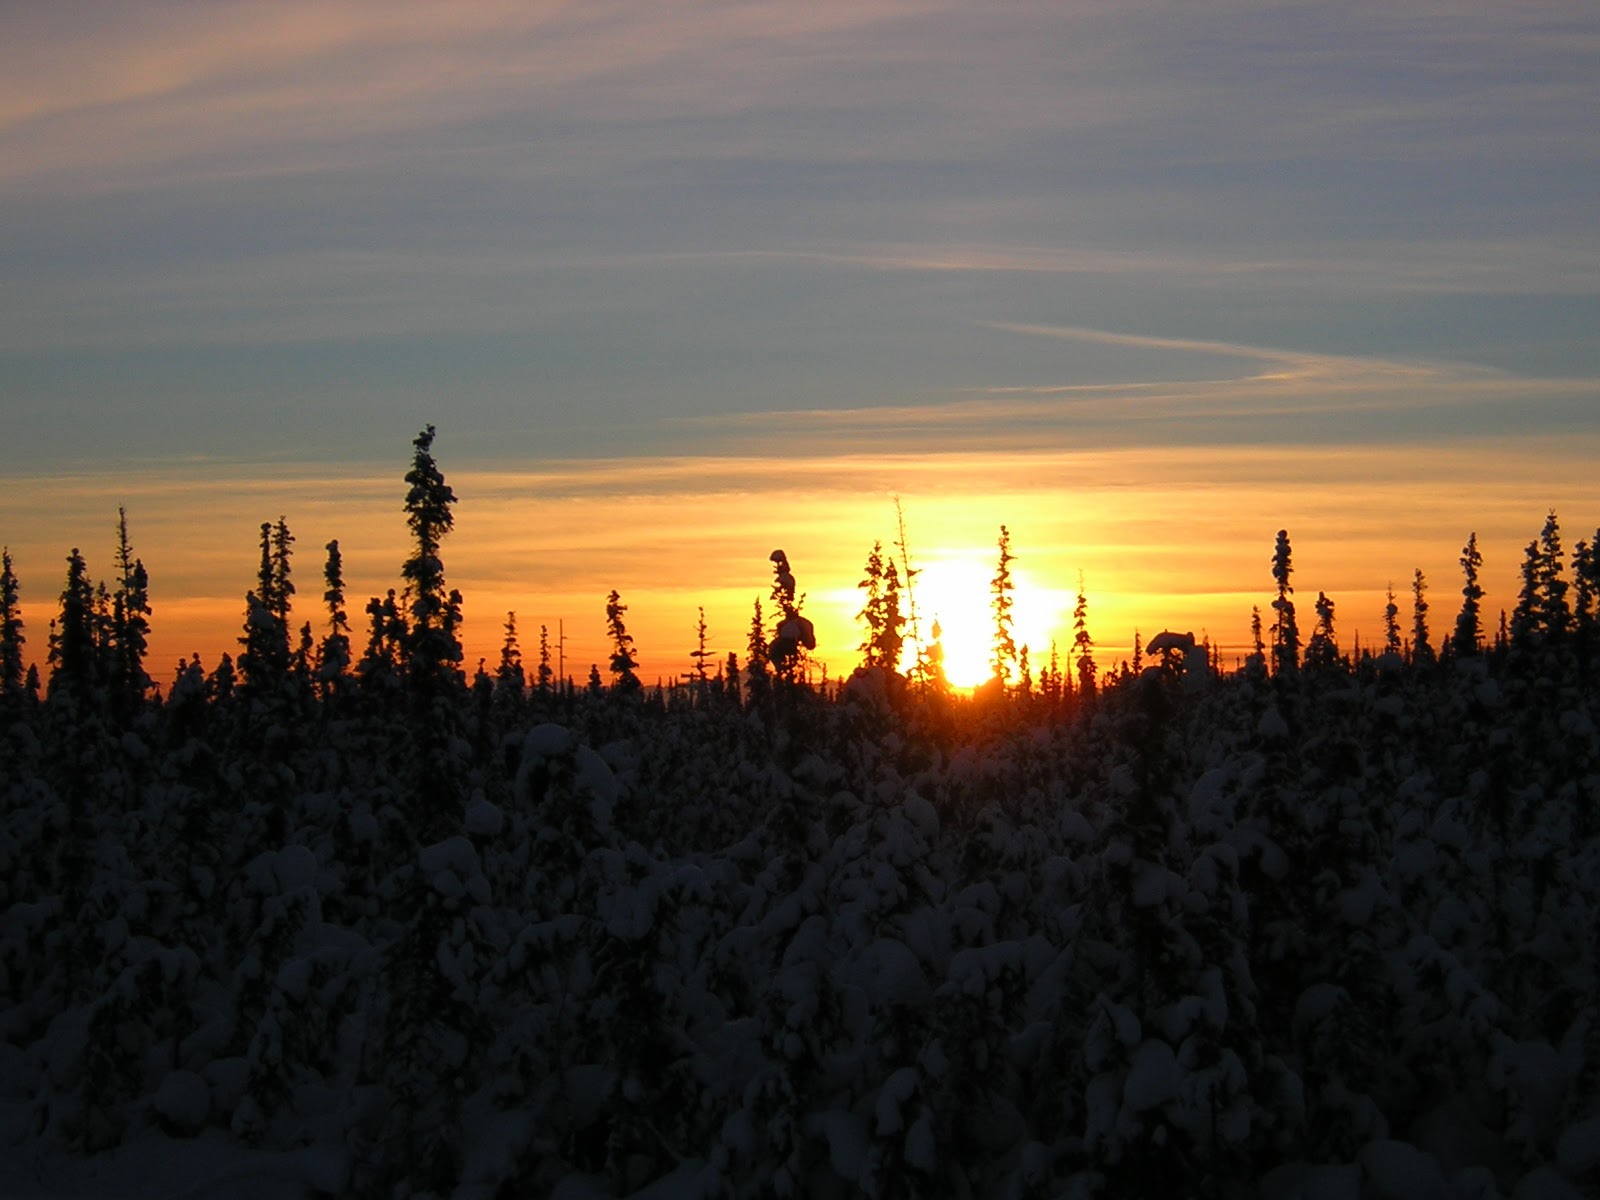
[4,1,1595,467]
[2,1,1597,680]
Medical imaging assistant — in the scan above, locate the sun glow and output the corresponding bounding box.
[908,555,1065,691]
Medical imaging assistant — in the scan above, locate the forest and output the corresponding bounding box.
[1,427,1598,1198]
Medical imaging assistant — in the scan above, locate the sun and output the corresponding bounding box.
[906,556,1061,691]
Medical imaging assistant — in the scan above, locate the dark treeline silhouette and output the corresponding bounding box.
[2,429,1598,1196]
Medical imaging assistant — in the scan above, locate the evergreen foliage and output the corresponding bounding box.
[1454,532,1484,657]
[1271,529,1299,673]
[605,590,640,693]
[990,524,1017,686]
[0,547,25,698]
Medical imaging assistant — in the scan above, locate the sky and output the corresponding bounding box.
[2,0,1597,688]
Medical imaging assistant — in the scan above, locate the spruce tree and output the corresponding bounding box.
[496,611,526,697]
[1270,529,1299,673]
[48,548,99,703]
[239,521,291,695]
[1411,568,1432,665]
[318,539,352,691]
[109,507,152,711]
[1535,510,1570,640]
[1453,532,1484,657]
[1573,533,1598,670]
[1382,584,1401,654]
[605,591,640,692]
[401,425,463,687]
[537,624,553,695]
[1307,591,1338,670]
[990,525,1017,687]
[1072,575,1096,696]
[689,607,712,687]
[0,549,25,699]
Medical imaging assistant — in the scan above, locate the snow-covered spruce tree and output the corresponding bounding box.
[0,547,25,701]
[1270,529,1299,675]
[605,589,641,694]
[990,525,1017,690]
[767,549,815,684]
[1453,532,1484,658]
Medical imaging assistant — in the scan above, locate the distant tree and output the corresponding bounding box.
[1249,606,1265,659]
[1132,628,1143,674]
[269,516,295,625]
[401,425,463,687]
[109,508,152,711]
[359,589,406,687]
[1574,532,1599,669]
[1017,645,1033,698]
[990,525,1017,687]
[317,539,352,692]
[496,611,526,698]
[208,651,236,702]
[0,549,25,699]
[605,590,640,692]
[1453,533,1484,657]
[1270,529,1299,673]
[1306,591,1338,670]
[1072,574,1096,696]
[1535,510,1570,640]
[48,548,99,703]
[239,520,291,695]
[689,607,712,687]
[921,618,949,695]
[586,663,603,698]
[766,550,814,680]
[1411,568,1432,665]
[745,597,769,697]
[856,542,906,673]
[537,624,554,695]
[1382,584,1401,655]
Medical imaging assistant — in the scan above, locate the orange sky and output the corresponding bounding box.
[5,435,1596,692]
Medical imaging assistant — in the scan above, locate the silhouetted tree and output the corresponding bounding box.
[496,611,526,699]
[856,542,905,673]
[0,548,25,699]
[401,425,463,688]
[767,550,814,681]
[317,539,352,692]
[1072,575,1096,697]
[239,521,291,696]
[745,598,769,700]
[1411,568,1432,666]
[1270,529,1299,674]
[689,606,712,689]
[49,548,99,704]
[1535,510,1570,641]
[990,525,1017,687]
[1574,532,1599,670]
[1307,591,1338,670]
[606,590,640,693]
[1453,533,1483,657]
[109,508,152,713]
[1381,584,1401,655]
[537,624,554,695]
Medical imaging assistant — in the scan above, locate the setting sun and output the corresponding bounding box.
[907,553,1067,690]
